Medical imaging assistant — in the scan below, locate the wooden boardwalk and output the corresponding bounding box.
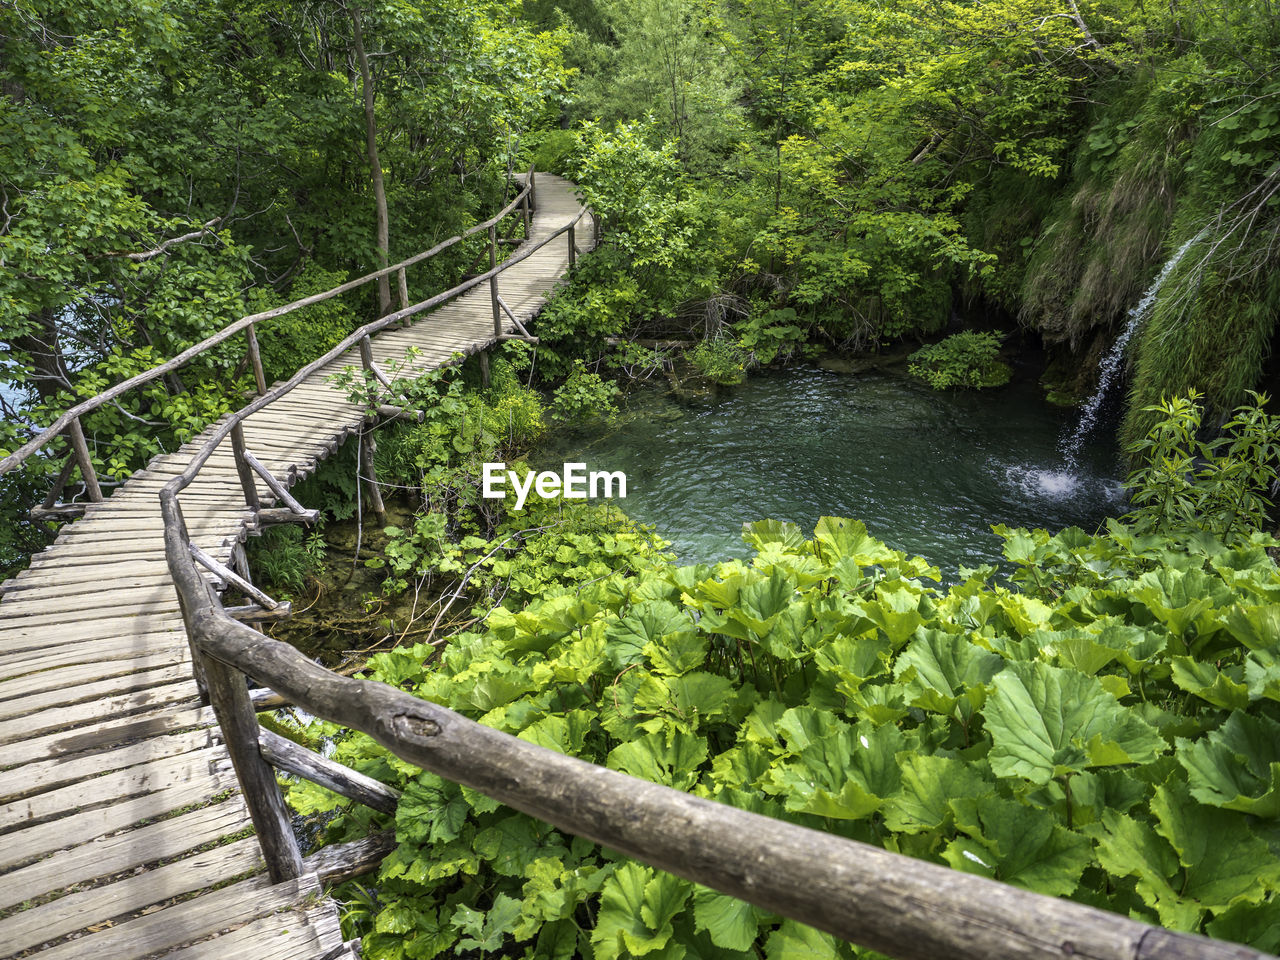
[0,175,589,958]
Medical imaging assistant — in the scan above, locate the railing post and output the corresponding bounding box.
[66,416,103,502]
[199,649,304,883]
[359,334,375,374]
[230,423,260,511]
[245,321,267,396]
[489,225,502,337]
[529,168,537,212]
[568,224,576,270]
[360,428,386,524]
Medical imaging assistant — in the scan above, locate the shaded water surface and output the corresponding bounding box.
[541,368,1126,575]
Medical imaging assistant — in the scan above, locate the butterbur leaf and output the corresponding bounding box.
[592,863,690,960]
[646,631,709,676]
[1096,810,1199,930]
[1169,657,1250,710]
[883,754,993,834]
[863,586,925,648]
[1151,781,1280,911]
[607,600,693,670]
[763,709,902,819]
[452,894,522,953]
[983,661,1165,784]
[1207,899,1280,953]
[945,796,1091,896]
[742,519,807,552]
[1177,711,1280,817]
[814,516,894,565]
[607,730,708,791]
[633,671,737,729]
[764,920,841,960]
[1224,603,1280,650]
[893,629,1002,719]
[693,887,758,951]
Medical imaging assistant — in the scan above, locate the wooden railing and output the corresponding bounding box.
[0,168,548,517]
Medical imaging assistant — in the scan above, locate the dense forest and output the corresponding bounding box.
[4,0,1280,957]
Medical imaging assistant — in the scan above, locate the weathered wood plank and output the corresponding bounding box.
[0,703,213,770]
[0,836,266,956]
[0,633,190,680]
[0,680,201,752]
[31,873,322,960]
[0,651,185,701]
[157,905,338,960]
[0,661,192,720]
[0,744,228,829]
[0,793,250,912]
[0,759,235,870]
[0,725,217,802]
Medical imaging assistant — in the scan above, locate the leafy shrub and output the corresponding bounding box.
[688,336,748,385]
[1125,390,1280,543]
[529,128,579,177]
[253,264,362,384]
[302,510,1280,958]
[249,525,326,595]
[549,361,621,424]
[908,331,1011,389]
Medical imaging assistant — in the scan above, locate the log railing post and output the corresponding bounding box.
[245,321,267,396]
[360,428,386,524]
[198,649,303,883]
[230,423,260,511]
[66,416,103,502]
[568,224,576,270]
[529,168,537,212]
[489,225,502,337]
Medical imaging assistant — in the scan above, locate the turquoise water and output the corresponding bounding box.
[541,367,1127,575]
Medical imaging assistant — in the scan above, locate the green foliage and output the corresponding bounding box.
[908,332,1011,390]
[303,493,1280,956]
[250,265,362,384]
[249,525,327,595]
[1124,391,1280,543]
[688,337,748,386]
[550,362,621,425]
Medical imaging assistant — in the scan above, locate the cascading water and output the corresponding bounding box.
[1059,230,1207,469]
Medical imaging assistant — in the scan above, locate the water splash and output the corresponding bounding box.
[1060,230,1207,468]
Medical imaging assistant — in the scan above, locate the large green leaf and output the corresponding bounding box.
[692,887,759,952]
[592,863,691,960]
[761,708,903,819]
[1177,711,1280,817]
[893,628,1002,719]
[883,754,993,834]
[943,796,1092,896]
[764,920,842,960]
[983,661,1165,784]
[1099,783,1280,929]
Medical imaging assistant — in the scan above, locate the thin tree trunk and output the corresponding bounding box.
[349,4,392,316]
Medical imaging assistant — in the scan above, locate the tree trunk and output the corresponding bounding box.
[349,4,392,316]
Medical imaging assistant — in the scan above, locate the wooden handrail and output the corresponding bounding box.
[0,170,536,477]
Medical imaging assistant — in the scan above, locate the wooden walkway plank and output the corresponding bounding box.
[0,836,265,956]
[0,793,250,913]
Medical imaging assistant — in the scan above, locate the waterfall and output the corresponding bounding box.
[1060,230,1206,468]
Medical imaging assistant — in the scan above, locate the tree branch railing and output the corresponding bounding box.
[0,167,544,516]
